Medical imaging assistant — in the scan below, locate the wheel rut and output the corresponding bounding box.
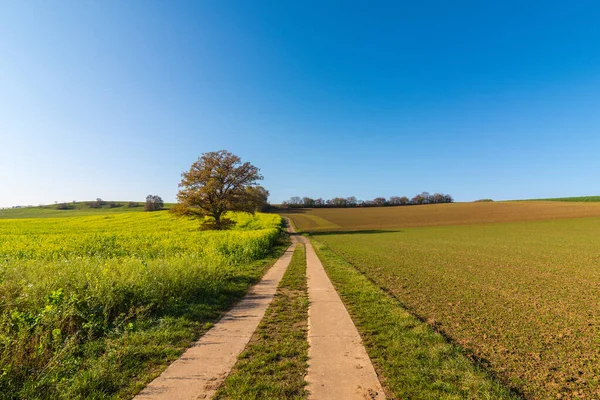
[295,229,386,399]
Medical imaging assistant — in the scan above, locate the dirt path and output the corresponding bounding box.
[300,236,385,399]
[135,219,384,399]
[289,222,385,399]
[135,235,298,399]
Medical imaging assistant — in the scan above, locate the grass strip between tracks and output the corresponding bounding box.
[215,243,309,400]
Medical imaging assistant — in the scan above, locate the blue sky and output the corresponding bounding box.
[1,1,599,207]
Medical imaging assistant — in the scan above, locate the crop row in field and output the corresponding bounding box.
[280,201,600,231]
[0,211,282,399]
[310,217,600,399]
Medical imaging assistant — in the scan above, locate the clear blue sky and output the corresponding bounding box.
[2,1,600,207]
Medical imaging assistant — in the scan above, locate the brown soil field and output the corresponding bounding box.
[279,201,600,231]
[309,219,600,399]
[281,202,600,398]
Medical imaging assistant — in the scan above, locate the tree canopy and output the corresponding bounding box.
[144,195,164,211]
[170,150,267,229]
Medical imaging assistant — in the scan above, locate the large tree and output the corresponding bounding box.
[171,150,265,229]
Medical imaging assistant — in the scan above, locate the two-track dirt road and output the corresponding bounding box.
[136,220,384,399]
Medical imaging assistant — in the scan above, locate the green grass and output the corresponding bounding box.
[0,211,284,398]
[215,243,309,400]
[517,196,600,202]
[0,201,175,219]
[310,239,520,400]
[54,245,287,400]
[311,218,600,399]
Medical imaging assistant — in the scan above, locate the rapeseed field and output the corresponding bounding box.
[0,211,282,398]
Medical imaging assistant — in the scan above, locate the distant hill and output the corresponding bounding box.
[0,201,174,219]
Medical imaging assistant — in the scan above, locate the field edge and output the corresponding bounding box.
[310,236,522,400]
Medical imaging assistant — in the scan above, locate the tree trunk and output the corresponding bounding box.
[213,212,222,229]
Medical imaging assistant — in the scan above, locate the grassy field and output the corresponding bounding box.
[215,244,309,400]
[0,210,283,399]
[518,196,600,202]
[0,201,175,219]
[279,201,600,232]
[284,204,600,399]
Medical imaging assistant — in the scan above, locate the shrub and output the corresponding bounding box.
[144,195,164,212]
[56,203,74,210]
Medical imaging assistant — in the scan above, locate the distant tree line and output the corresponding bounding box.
[281,192,453,208]
[88,198,123,209]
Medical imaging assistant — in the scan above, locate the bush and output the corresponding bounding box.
[88,198,105,209]
[144,195,164,212]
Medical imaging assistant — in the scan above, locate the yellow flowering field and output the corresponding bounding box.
[0,211,282,398]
